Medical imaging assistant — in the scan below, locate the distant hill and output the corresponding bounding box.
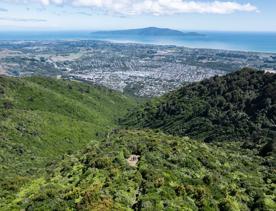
[0,76,135,207]
[91,27,204,37]
[121,68,276,159]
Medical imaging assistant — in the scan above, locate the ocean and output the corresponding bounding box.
[0,31,276,53]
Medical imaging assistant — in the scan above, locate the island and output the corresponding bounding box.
[91,27,205,37]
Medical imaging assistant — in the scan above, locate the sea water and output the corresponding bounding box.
[0,31,276,53]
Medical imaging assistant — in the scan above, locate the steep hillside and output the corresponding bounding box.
[121,69,276,154]
[1,70,275,210]
[8,130,276,210]
[0,76,135,205]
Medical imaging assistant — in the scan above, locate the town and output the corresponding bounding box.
[0,40,275,96]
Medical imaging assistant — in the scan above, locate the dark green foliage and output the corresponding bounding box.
[10,130,276,210]
[121,69,276,157]
[260,139,276,157]
[1,70,276,210]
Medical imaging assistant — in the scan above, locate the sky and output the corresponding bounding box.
[0,0,275,32]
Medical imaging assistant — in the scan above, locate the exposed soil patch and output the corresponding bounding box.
[127,155,140,167]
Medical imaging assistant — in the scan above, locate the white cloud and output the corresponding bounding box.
[2,0,258,15]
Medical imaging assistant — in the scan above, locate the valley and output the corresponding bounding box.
[0,69,275,210]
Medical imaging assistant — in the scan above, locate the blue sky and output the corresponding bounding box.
[0,0,275,32]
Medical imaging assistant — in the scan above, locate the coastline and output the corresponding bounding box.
[1,38,276,55]
[0,31,276,53]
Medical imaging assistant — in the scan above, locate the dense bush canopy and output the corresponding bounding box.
[0,76,135,207]
[10,130,276,210]
[1,69,275,210]
[121,69,276,159]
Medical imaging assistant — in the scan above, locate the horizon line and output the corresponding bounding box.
[0,28,276,33]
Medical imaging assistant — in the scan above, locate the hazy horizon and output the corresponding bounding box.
[1,28,276,33]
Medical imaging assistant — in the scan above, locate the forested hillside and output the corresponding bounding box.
[8,130,276,210]
[1,69,275,210]
[121,69,276,159]
[0,76,135,206]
